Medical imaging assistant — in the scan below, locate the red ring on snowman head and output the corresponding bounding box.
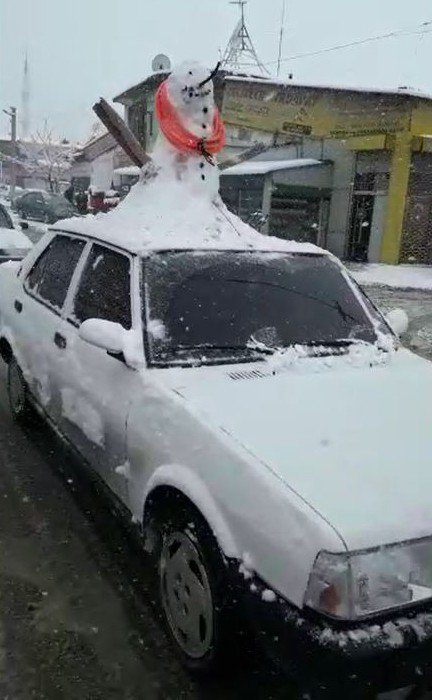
[154,80,225,159]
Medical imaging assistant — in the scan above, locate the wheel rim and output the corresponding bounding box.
[9,362,26,415]
[160,530,213,659]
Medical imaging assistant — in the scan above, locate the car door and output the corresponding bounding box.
[13,233,86,412]
[55,242,143,504]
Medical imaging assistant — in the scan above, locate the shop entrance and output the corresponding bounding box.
[347,193,375,262]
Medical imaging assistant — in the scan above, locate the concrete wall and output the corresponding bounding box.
[90,151,115,191]
[368,194,388,262]
[321,140,355,258]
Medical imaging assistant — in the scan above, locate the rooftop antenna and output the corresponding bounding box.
[276,0,286,78]
[221,0,269,76]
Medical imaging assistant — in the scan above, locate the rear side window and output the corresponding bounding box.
[25,235,85,310]
[73,244,132,329]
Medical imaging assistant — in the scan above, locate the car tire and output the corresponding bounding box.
[153,495,238,676]
[7,356,34,425]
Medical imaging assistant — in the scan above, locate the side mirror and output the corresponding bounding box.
[20,221,29,230]
[79,318,124,353]
[385,309,409,338]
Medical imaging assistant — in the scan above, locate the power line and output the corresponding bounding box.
[265,19,432,67]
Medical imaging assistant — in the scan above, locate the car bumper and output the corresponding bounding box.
[241,577,432,696]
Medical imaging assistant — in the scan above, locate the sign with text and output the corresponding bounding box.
[222,81,412,139]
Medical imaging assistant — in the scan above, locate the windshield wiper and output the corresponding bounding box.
[175,344,253,354]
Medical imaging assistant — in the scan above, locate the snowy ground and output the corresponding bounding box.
[366,286,432,361]
[349,262,432,291]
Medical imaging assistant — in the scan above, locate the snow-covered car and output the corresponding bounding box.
[1,219,432,696]
[0,202,32,262]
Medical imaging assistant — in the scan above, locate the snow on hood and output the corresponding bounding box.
[160,348,432,551]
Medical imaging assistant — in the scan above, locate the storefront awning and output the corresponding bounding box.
[222,158,323,176]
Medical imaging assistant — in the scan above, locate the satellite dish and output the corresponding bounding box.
[152,54,171,73]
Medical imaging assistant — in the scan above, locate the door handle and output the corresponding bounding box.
[14,299,23,313]
[54,332,67,349]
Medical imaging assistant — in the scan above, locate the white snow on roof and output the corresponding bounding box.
[226,75,432,101]
[53,143,326,257]
[113,166,141,176]
[222,158,322,176]
[349,263,432,290]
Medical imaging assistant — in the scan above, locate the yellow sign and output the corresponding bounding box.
[222,81,412,138]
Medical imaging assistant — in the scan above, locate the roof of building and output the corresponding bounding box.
[222,158,324,176]
[226,75,432,102]
[114,68,432,107]
[74,131,117,162]
[113,165,141,176]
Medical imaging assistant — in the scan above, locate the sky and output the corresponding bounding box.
[1,0,432,142]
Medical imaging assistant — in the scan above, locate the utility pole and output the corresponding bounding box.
[3,106,17,199]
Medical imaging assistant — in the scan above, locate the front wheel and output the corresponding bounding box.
[7,357,33,425]
[155,498,238,675]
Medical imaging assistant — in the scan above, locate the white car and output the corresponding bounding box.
[0,202,32,262]
[1,222,432,697]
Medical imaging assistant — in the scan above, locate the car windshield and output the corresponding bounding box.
[144,250,385,366]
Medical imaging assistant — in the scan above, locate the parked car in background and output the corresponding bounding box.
[0,202,32,262]
[14,190,76,224]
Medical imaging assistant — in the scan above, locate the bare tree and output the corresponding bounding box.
[19,121,76,192]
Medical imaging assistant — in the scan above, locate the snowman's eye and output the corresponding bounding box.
[189,71,193,75]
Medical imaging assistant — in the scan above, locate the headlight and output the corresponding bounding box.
[305,539,432,620]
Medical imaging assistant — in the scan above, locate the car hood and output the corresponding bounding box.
[0,226,32,251]
[163,349,432,551]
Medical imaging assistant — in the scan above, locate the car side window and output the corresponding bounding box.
[25,235,85,311]
[0,206,13,229]
[73,244,132,329]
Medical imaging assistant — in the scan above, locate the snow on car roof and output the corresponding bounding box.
[54,214,325,256]
[53,145,327,258]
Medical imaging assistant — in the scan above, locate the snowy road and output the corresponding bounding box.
[366,286,432,361]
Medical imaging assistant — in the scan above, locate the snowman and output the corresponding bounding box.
[88,61,267,249]
[153,61,225,192]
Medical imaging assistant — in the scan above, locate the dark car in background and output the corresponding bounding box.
[15,190,76,224]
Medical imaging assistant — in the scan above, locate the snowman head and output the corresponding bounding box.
[166,61,216,138]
